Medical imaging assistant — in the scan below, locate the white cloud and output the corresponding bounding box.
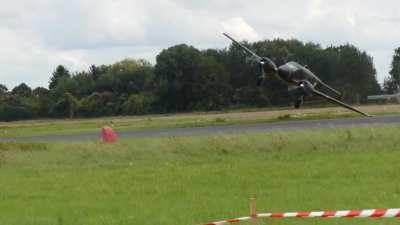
[0,0,399,88]
[221,17,260,42]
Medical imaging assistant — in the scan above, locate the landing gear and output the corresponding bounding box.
[294,96,304,109]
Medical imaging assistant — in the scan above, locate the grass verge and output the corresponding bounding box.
[1,104,400,138]
[0,126,400,225]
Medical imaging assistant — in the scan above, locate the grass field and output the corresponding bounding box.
[1,125,400,225]
[1,104,400,138]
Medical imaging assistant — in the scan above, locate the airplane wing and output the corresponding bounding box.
[318,80,342,97]
[311,88,371,117]
[223,33,262,61]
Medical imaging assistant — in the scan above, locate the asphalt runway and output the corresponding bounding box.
[2,115,400,142]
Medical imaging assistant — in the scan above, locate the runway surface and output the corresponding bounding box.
[2,115,400,142]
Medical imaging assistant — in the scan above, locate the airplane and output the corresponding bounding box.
[367,86,400,103]
[223,33,370,117]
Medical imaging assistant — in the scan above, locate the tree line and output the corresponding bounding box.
[1,38,398,121]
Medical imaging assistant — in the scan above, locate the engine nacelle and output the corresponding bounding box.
[288,86,305,109]
[289,81,315,109]
[298,80,314,96]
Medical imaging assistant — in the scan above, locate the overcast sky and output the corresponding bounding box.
[0,0,399,89]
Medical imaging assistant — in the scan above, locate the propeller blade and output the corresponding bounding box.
[257,61,266,86]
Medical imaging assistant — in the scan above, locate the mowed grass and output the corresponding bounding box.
[1,126,400,225]
[1,104,400,138]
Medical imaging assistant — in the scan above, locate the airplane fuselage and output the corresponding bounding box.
[273,61,320,87]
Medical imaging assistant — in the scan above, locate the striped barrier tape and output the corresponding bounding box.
[203,208,400,225]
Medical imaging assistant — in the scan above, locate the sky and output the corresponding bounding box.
[0,0,399,89]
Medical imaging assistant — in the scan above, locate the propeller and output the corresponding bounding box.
[298,80,314,95]
[257,59,266,86]
[245,55,267,86]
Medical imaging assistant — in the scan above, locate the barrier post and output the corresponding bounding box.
[250,198,257,225]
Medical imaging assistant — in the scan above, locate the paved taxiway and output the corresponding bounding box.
[1,115,400,142]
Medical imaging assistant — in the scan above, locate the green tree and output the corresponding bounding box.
[0,40,383,120]
[11,83,32,97]
[79,92,117,117]
[49,65,71,89]
[0,84,8,95]
[72,71,95,98]
[383,77,398,94]
[325,45,380,103]
[155,44,208,111]
[33,87,51,116]
[121,94,155,115]
[89,64,109,81]
[51,92,80,118]
[390,48,400,84]
[190,54,232,110]
[384,47,400,93]
[107,58,155,95]
[50,76,79,99]
[0,95,39,121]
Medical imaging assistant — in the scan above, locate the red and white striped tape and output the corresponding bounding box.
[203,208,400,225]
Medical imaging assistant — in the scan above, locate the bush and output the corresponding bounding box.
[121,94,155,115]
[79,92,117,117]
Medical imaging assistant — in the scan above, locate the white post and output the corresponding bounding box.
[250,198,257,225]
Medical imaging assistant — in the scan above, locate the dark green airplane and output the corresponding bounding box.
[223,33,370,117]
